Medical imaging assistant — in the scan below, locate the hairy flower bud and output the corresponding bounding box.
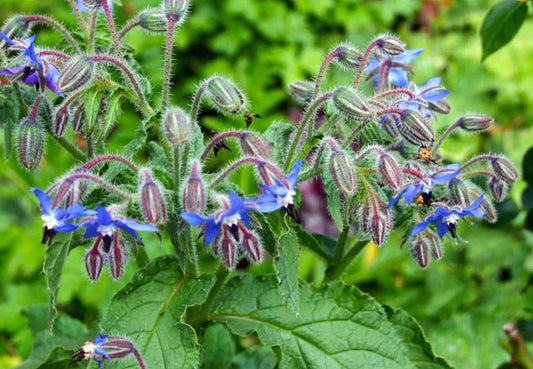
[374,34,405,56]
[139,168,167,224]
[52,177,75,208]
[335,43,365,70]
[360,195,392,246]
[205,77,248,115]
[410,236,429,268]
[397,110,435,145]
[161,107,192,144]
[85,241,104,281]
[428,100,451,115]
[139,8,168,33]
[289,80,314,105]
[378,154,402,190]
[448,179,470,207]
[240,132,273,159]
[54,105,70,137]
[164,0,190,24]
[72,103,85,134]
[426,230,442,260]
[81,0,106,9]
[489,177,508,202]
[470,189,497,223]
[213,231,237,270]
[109,237,127,280]
[329,151,357,195]
[491,157,518,184]
[182,160,206,213]
[241,230,262,263]
[16,117,44,170]
[1,16,29,43]
[333,87,372,120]
[57,56,94,94]
[458,114,494,132]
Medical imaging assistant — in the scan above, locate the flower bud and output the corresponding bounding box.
[85,241,104,281]
[470,189,497,223]
[426,230,442,260]
[489,177,508,202]
[54,105,70,137]
[213,230,237,270]
[289,80,314,105]
[241,230,262,263]
[240,132,273,159]
[16,117,44,170]
[329,151,357,195]
[72,103,85,134]
[182,160,206,213]
[491,157,518,184]
[378,154,402,190]
[410,236,429,268]
[139,8,168,33]
[360,196,392,246]
[205,77,248,115]
[334,43,365,70]
[448,179,470,207]
[333,87,372,120]
[109,237,127,280]
[139,168,167,224]
[57,56,94,94]
[52,177,75,208]
[374,34,405,57]
[428,100,451,115]
[81,0,105,9]
[164,0,190,24]
[1,16,29,44]
[458,114,493,132]
[397,110,435,145]
[161,107,192,145]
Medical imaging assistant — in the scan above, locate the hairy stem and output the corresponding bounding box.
[190,81,208,124]
[353,39,380,89]
[78,154,139,172]
[311,48,340,101]
[324,241,367,282]
[68,0,88,36]
[210,157,288,188]
[23,15,81,53]
[162,17,176,109]
[432,119,462,153]
[65,172,133,199]
[101,0,123,59]
[119,18,141,40]
[200,131,244,160]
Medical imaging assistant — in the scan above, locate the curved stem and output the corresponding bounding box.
[200,131,244,160]
[38,50,70,59]
[12,82,27,116]
[132,348,147,369]
[162,17,176,109]
[78,154,139,172]
[372,88,415,100]
[311,48,340,101]
[284,92,332,171]
[88,9,98,54]
[460,170,498,179]
[119,18,141,40]
[101,0,123,59]
[68,0,88,36]
[64,172,133,199]
[23,15,81,53]
[210,157,288,188]
[432,119,462,153]
[460,154,496,171]
[353,39,380,89]
[190,81,208,124]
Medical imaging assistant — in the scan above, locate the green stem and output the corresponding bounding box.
[87,9,97,54]
[53,136,87,162]
[161,17,176,109]
[342,119,370,149]
[324,240,367,282]
[12,82,27,116]
[190,82,207,124]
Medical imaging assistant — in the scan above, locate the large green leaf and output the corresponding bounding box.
[100,256,216,369]
[201,323,236,369]
[480,0,528,60]
[274,230,300,313]
[211,276,451,369]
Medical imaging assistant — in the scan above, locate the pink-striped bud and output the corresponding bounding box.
[289,80,314,105]
[374,34,405,57]
[378,154,402,190]
[241,230,262,263]
[360,195,392,246]
[72,104,85,134]
[428,100,451,114]
[240,132,273,159]
[410,236,429,268]
[182,160,206,213]
[335,43,365,70]
[458,114,493,132]
[398,110,435,145]
[448,179,470,207]
[16,116,44,171]
[489,177,508,202]
[108,236,128,280]
[205,77,248,115]
[491,157,518,184]
[52,177,76,208]
[57,56,94,94]
[139,168,167,224]
[426,230,442,260]
[213,228,237,270]
[54,105,70,137]
[333,87,372,120]
[329,151,357,195]
[85,239,104,281]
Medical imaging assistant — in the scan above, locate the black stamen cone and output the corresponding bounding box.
[229,224,240,242]
[47,229,57,246]
[21,66,32,81]
[41,227,50,244]
[102,235,113,253]
[447,222,457,238]
[421,191,432,207]
[284,204,300,222]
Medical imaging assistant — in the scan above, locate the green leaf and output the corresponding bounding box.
[229,346,277,369]
[43,233,73,330]
[212,276,451,369]
[101,93,123,138]
[323,175,343,230]
[0,87,20,160]
[522,147,533,184]
[480,0,528,60]
[263,121,293,164]
[84,88,105,135]
[274,229,300,313]
[100,256,217,369]
[201,324,236,369]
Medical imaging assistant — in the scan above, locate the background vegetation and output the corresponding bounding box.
[1,0,532,368]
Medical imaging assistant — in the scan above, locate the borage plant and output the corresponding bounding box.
[0,0,519,368]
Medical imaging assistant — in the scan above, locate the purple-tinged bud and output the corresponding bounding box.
[241,230,262,263]
[335,43,365,70]
[164,0,190,25]
[139,168,167,224]
[85,240,104,281]
[139,8,168,33]
[214,229,237,270]
[52,177,76,208]
[374,34,405,57]
[491,157,519,184]
[383,117,400,138]
[108,236,127,280]
[329,151,357,195]
[240,132,273,159]
[182,160,206,213]
[289,80,313,105]
[426,230,442,260]
[489,177,508,202]
[54,105,70,137]
[410,236,429,268]
[470,189,497,223]
[458,114,494,132]
[72,104,85,134]
[57,56,94,94]
[16,117,44,171]
[71,334,145,367]
[205,77,248,115]
[428,100,451,115]
[161,106,192,145]
[1,16,29,44]
[81,0,105,9]
[360,196,392,246]
[398,110,435,145]
[333,87,372,120]
[378,154,402,190]
[448,179,471,207]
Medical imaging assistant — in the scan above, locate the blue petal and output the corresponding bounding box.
[31,188,52,215]
[410,219,431,236]
[96,206,113,226]
[422,89,449,102]
[227,191,244,216]
[420,77,442,90]
[241,212,251,228]
[0,66,24,76]
[22,42,41,68]
[287,160,304,189]
[364,57,380,74]
[436,218,448,238]
[55,223,79,233]
[115,222,141,241]
[460,195,485,217]
[389,68,409,87]
[180,212,209,226]
[256,194,282,213]
[83,221,100,238]
[0,32,15,45]
[204,220,221,246]
[387,188,407,209]
[396,101,421,111]
[432,165,461,184]
[404,184,423,205]
[394,48,424,64]
[120,219,159,233]
[93,334,108,345]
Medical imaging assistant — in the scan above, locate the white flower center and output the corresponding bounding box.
[223,213,241,226]
[278,190,296,207]
[446,213,460,225]
[41,214,61,229]
[97,224,116,237]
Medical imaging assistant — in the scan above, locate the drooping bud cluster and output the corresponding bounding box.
[373,34,406,57]
[289,80,314,105]
[57,55,94,93]
[458,114,494,132]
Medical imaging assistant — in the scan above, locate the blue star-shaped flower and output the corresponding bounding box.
[74,0,114,14]
[0,33,63,96]
[365,48,424,88]
[387,164,461,208]
[70,334,110,369]
[83,206,159,252]
[411,195,485,238]
[31,187,92,245]
[181,191,258,246]
[256,159,303,219]
[396,77,450,115]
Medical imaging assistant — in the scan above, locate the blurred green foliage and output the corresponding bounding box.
[1,0,533,368]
